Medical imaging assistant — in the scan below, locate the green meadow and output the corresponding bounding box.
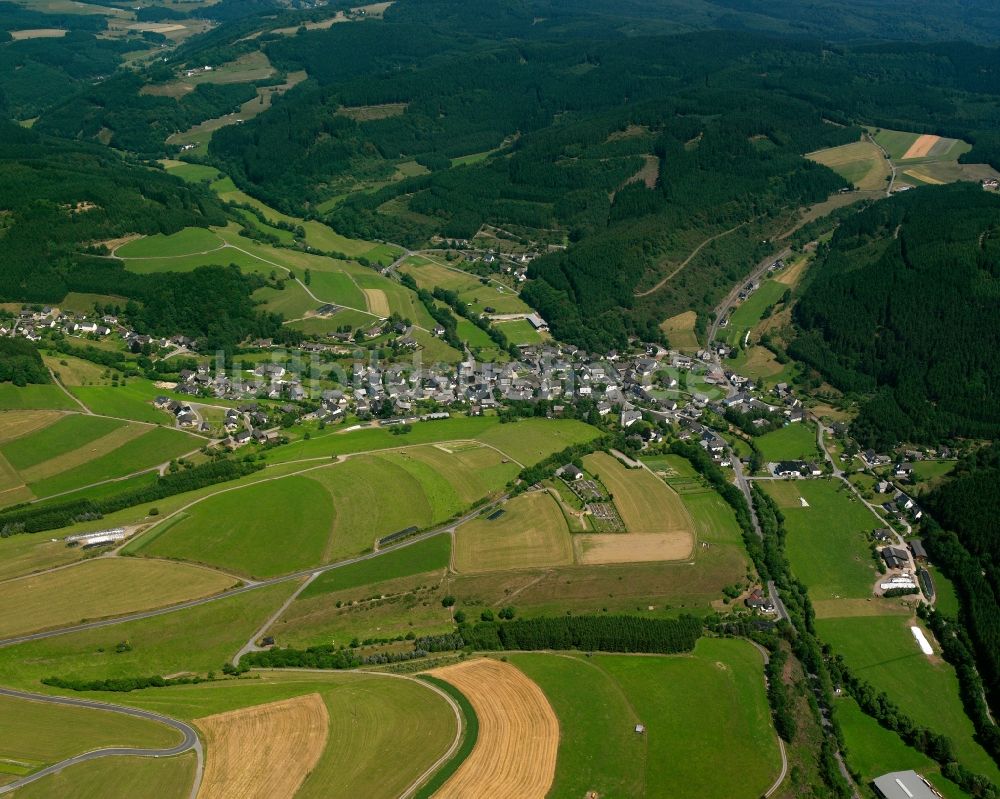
[511,638,780,799]
[819,614,1000,783]
[763,479,879,601]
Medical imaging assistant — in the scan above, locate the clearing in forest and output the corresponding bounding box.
[660,310,699,350]
[429,658,558,799]
[195,694,329,799]
[805,140,889,191]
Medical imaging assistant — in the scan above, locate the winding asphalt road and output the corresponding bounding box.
[0,687,203,798]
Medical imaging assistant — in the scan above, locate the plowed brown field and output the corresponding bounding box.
[196,693,329,799]
[430,659,558,799]
[902,134,940,159]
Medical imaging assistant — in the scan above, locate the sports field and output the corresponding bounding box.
[754,422,820,463]
[818,614,1000,783]
[806,139,890,190]
[510,638,780,799]
[454,491,573,573]
[431,658,558,799]
[762,479,879,601]
[0,558,235,638]
[723,280,787,348]
[494,318,545,345]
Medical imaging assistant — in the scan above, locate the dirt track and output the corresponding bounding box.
[430,659,558,799]
[196,693,329,799]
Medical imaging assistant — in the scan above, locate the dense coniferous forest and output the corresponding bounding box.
[922,445,1000,719]
[0,339,49,385]
[791,185,1000,449]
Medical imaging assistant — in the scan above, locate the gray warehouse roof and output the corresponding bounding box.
[873,771,937,799]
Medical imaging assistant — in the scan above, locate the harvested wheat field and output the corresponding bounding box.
[196,694,329,799]
[901,134,940,159]
[430,658,558,799]
[574,531,693,564]
[363,288,391,317]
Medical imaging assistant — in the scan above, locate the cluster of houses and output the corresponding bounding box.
[1,307,116,341]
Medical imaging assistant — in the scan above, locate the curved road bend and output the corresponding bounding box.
[0,495,510,650]
[0,687,203,799]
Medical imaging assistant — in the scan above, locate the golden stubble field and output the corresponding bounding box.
[196,694,330,799]
[430,658,559,799]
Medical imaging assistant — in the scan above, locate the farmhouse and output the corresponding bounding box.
[746,588,774,612]
[909,539,928,562]
[871,528,893,544]
[526,313,549,332]
[774,460,814,478]
[881,547,910,570]
[872,770,937,799]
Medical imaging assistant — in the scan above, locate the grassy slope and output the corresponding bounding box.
[88,671,455,799]
[29,426,197,498]
[264,416,500,464]
[8,752,197,799]
[300,534,451,598]
[819,614,1000,783]
[0,581,297,689]
[0,384,78,411]
[138,476,334,578]
[754,422,821,462]
[511,638,780,799]
[0,414,120,471]
[0,558,236,638]
[584,451,691,534]
[0,693,181,784]
[837,697,970,799]
[763,479,879,601]
[454,491,573,573]
[476,418,600,466]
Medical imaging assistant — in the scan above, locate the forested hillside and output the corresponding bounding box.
[791,184,1000,449]
[0,123,285,351]
[922,445,1000,726]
